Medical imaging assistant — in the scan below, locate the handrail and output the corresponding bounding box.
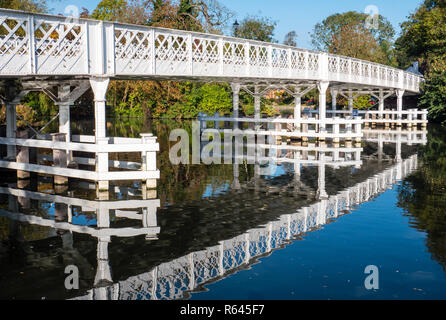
[0,8,422,92]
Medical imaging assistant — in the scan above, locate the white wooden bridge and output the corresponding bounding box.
[0,8,426,190]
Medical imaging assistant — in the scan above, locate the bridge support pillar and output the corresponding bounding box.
[317,81,329,136]
[293,94,302,133]
[330,88,338,112]
[379,89,385,119]
[254,86,261,120]
[396,89,405,123]
[2,84,27,159]
[231,83,240,119]
[90,77,111,191]
[348,92,354,114]
[5,101,17,159]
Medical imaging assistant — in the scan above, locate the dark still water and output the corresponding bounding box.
[1,118,446,300]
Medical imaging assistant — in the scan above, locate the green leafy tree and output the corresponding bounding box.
[311,11,395,65]
[233,15,277,42]
[0,0,47,13]
[419,71,446,124]
[396,0,446,123]
[329,21,387,63]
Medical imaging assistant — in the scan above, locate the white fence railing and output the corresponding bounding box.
[0,133,160,182]
[0,9,422,92]
[199,114,363,141]
[308,109,428,124]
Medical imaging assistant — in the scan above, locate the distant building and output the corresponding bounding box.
[265,90,285,100]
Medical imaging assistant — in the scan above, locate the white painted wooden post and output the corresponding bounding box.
[333,117,340,143]
[348,91,354,114]
[58,84,72,162]
[245,41,250,76]
[188,33,193,75]
[28,14,36,74]
[90,78,110,140]
[16,129,30,180]
[254,86,261,120]
[52,133,68,185]
[219,37,224,75]
[6,102,17,158]
[294,94,301,132]
[141,133,158,189]
[231,83,240,120]
[354,117,362,143]
[96,137,110,191]
[268,45,273,77]
[90,77,110,191]
[379,89,384,119]
[317,81,329,133]
[396,89,405,122]
[331,88,338,111]
[151,29,156,74]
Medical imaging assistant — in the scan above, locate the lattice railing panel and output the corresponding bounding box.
[33,18,85,74]
[115,27,153,74]
[291,51,307,71]
[272,48,288,69]
[0,17,29,74]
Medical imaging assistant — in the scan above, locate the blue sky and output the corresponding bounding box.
[50,0,424,49]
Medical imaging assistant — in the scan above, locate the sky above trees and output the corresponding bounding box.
[50,0,424,48]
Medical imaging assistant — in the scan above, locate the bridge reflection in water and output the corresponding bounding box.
[0,126,425,300]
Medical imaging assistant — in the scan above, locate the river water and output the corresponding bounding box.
[0,118,446,300]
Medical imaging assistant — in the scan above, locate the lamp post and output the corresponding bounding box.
[233,20,239,36]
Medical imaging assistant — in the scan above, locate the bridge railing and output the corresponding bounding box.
[307,109,428,124]
[0,9,422,92]
[199,114,363,141]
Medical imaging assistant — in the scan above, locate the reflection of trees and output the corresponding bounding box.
[397,125,446,272]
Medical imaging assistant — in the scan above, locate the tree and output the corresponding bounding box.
[0,0,47,13]
[176,0,202,31]
[329,21,386,63]
[233,15,277,42]
[311,11,395,65]
[91,0,149,24]
[283,30,297,47]
[146,0,233,33]
[396,0,446,123]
